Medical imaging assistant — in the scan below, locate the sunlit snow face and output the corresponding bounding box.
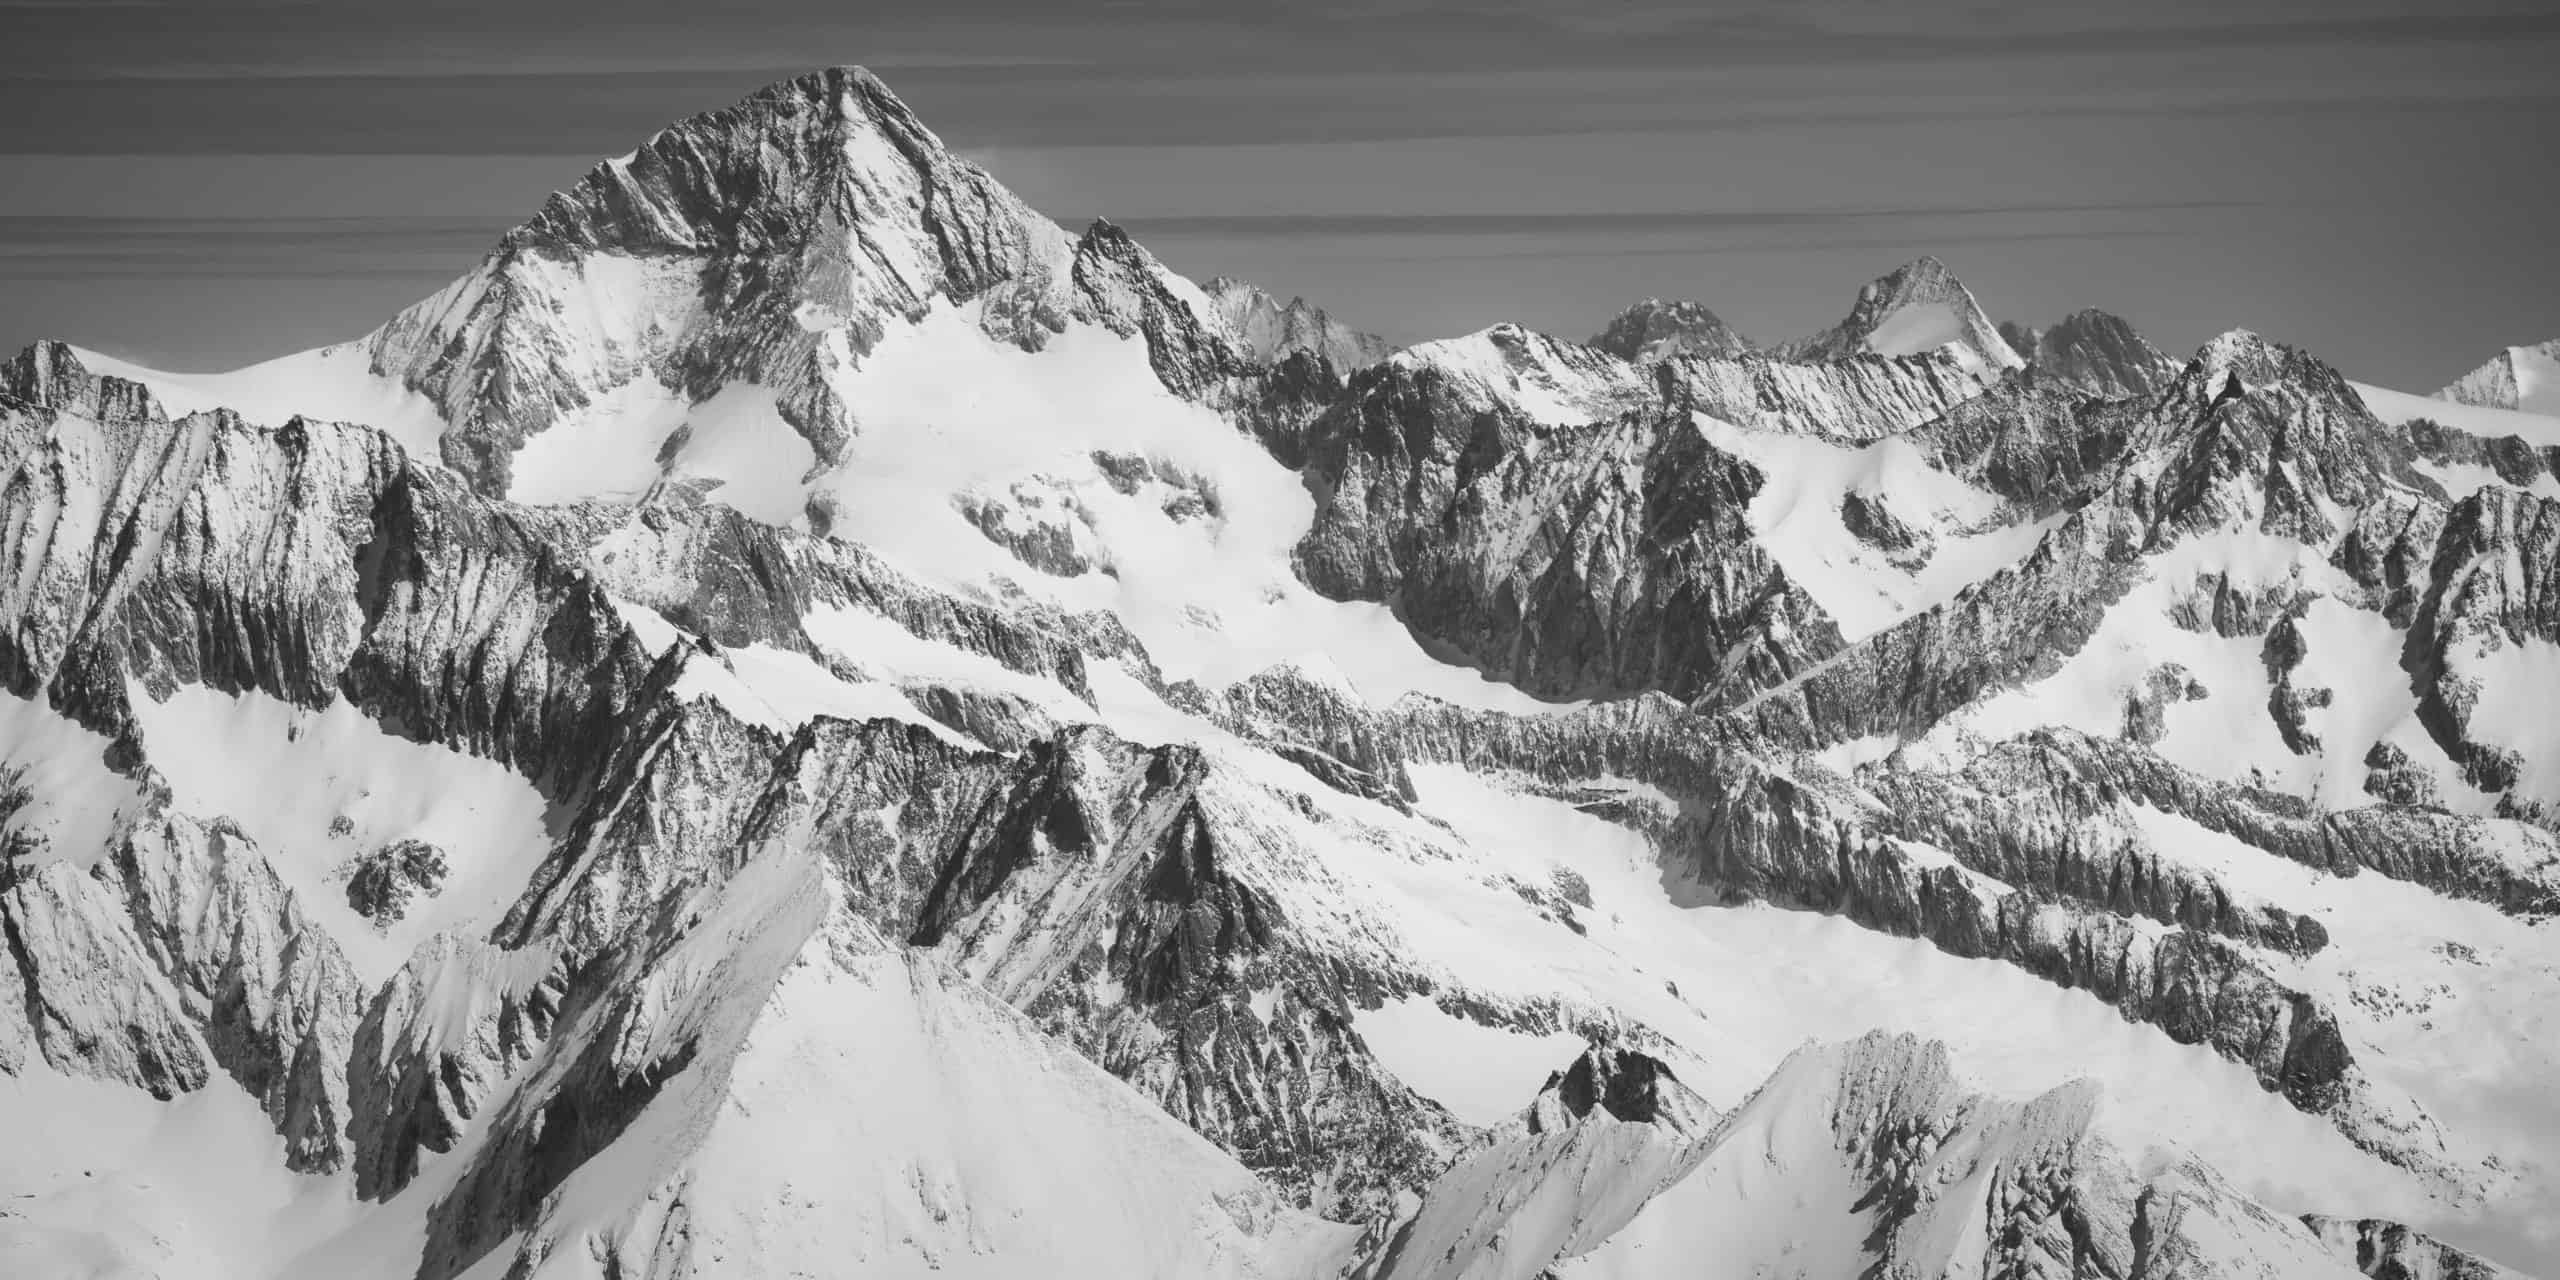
[126,685,553,984]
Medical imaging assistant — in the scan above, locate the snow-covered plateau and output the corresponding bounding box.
[3,65,2556,1279]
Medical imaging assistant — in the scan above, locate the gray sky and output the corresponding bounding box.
[0,0,2553,390]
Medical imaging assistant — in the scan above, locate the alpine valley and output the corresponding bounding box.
[5,67,2558,1280]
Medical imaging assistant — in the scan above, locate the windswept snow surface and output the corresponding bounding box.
[1395,767,2447,1233]
[1355,998,1587,1127]
[2509,345,2560,416]
[800,603,1094,725]
[0,695,148,870]
[1915,531,2479,811]
[806,306,1574,713]
[614,596,985,746]
[125,684,553,982]
[2406,453,2560,502]
[103,296,1566,719]
[1386,326,1647,428]
[2446,635,2560,810]
[2356,380,2560,448]
[0,1068,351,1280]
[647,923,1364,1279]
[2123,805,2560,1268]
[508,381,813,523]
[1694,413,2057,641]
[1544,1061,1882,1280]
[1379,1115,1699,1280]
[72,344,446,460]
[1863,299,1970,361]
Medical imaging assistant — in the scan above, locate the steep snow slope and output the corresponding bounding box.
[1692,412,2058,640]
[126,686,554,982]
[1914,530,2459,810]
[2358,377,2560,447]
[2116,805,2560,1271]
[73,343,447,461]
[794,304,1556,708]
[5,62,2557,1280]
[1557,1034,2366,1280]
[1395,766,2461,1236]
[1777,255,2024,373]
[1355,997,1587,1126]
[0,1066,342,1279]
[1368,1029,2444,1280]
[626,920,1365,1279]
[0,695,148,868]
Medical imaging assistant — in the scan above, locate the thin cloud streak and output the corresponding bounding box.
[1108,201,2263,239]
[6,2,2556,81]
[1158,228,2204,268]
[0,0,2550,392]
[0,71,2547,154]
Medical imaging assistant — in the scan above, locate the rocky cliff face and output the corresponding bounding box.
[1587,297,1753,362]
[2,63,2553,1280]
[1294,389,1841,703]
[358,67,1256,511]
[368,67,1067,491]
[2307,1214,2529,1279]
[1285,320,2009,701]
[1204,276,1396,371]
[2002,307,2181,399]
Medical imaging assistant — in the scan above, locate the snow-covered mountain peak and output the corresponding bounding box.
[1588,297,1754,362]
[2173,327,2366,411]
[3,338,87,403]
[1201,276,1395,371]
[1523,1044,1717,1137]
[507,66,965,255]
[353,65,1131,499]
[2439,337,2560,416]
[1863,252,1963,303]
[1780,254,2025,373]
[11,63,2560,1280]
[2001,307,2179,399]
[1385,322,1655,425]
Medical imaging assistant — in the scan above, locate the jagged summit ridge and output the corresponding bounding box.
[1367,1030,2469,1279]
[353,65,1249,511]
[1779,254,2025,372]
[1202,276,1395,371]
[508,66,972,254]
[1588,297,1753,362]
[7,60,2560,1280]
[2001,307,2179,398]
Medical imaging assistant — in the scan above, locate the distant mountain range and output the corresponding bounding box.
[1,66,2553,1280]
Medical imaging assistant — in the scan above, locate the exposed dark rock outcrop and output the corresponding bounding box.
[2305,1214,2527,1278]
[2002,308,2179,399]
[1525,1044,1710,1135]
[908,727,1471,1221]
[1589,298,1752,363]
[345,839,449,925]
